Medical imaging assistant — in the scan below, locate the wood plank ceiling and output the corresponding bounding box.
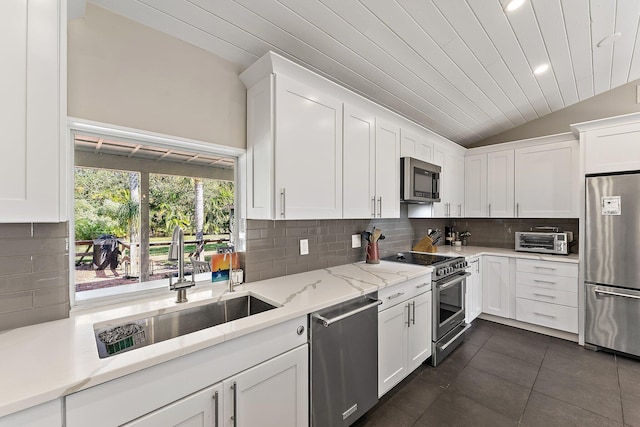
[90,0,640,146]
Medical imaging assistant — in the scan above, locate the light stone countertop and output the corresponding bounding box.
[0,247,579,418]
[0,261,432,418]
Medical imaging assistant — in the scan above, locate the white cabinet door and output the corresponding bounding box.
[124,384,222,427]
[465,258,482,323]
[0,0,65,222]
[400,129,434,162]
[223,345,308,427]
[375,120,401,218]
[433,146,464,218]
[406,292,432,372]
[583,120,640,174]
[482,256,510,318]
[514,140,578,218]
[343,104,376,218]
[464,154,487,217]
[0,399,62,427]
[378,302,408,397]
[487,150,514,218]
[274,75,343,219]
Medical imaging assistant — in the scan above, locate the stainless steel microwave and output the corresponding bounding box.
[401,157,441,203]
[515,231,574,255]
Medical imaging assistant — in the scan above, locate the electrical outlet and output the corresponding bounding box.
[300,239,309,255]
[351,234,362,248]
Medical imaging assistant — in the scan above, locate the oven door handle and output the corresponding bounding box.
[436,323,471,351]
[437,273,471,290]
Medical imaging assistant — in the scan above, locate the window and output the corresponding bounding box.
[71,127,241,303]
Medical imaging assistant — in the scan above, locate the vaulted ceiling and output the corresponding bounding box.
[90,0,640,146]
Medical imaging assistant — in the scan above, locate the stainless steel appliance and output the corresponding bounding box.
[515,230,573,255]
[585,172,640,357]
[310,293,381,426]
[381,253,469,366]
[401,157,441,203]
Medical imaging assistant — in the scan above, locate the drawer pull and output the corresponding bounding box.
[533,293,556,299]
[534,312,556,318]
[534,279,556,284]
[534,266,557,271]
[416,283,430,289]
[388,292,405,300]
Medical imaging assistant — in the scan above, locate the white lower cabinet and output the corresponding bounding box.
[0,399,62,427]
[482,256,511,318]
[465,257,482,323]
[66,317,308,427]
[378,274,432,397]
[122,345,307,427]
[222,345,308,427]
[123,384,223,427]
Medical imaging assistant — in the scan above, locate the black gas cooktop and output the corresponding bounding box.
[381,252,454,266]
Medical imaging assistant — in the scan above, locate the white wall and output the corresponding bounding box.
[67,3,246,149]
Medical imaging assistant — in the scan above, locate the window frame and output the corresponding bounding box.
[67,118,246,309]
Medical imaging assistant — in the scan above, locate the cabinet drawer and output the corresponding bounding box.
[516,284,577,308]
[516,298,578,333]
[516,272,577,293]
[516,259,578,278]
[379,274,431,311]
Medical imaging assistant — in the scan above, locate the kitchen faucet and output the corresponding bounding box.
[167,226,195,303]
[223,251,237,292]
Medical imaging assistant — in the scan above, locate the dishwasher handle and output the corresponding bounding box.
[312,297,382,327]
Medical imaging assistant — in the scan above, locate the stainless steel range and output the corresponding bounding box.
[381,253,470,366]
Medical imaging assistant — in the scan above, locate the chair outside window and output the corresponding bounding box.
[190,257,211,274]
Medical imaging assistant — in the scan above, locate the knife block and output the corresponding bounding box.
[366,241,380,264]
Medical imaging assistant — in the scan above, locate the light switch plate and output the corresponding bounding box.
[351,234,362,248]
[300,239,309,255]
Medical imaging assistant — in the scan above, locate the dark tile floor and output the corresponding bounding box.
[353,319,640,427]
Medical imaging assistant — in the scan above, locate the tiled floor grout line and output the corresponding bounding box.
[516,343,550,426]
[615,354,626,426]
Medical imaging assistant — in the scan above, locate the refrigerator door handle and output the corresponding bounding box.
[594,289,640,300]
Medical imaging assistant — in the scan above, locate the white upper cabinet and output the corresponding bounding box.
[343,104,376,218]
[433,144,465,218]
[487,150,515,218]
[464,154,487,217]
[572,113,640,174]
[375,120,401,218]
[400,129,434,163]
[0,0,66,222]
[245,73,343,220]
[514,139,578,218]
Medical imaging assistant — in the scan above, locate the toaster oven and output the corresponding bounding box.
[515,231,573,255]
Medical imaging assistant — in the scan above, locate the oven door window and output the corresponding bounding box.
[439,280,463,327]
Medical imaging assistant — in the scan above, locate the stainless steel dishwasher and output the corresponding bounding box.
[310,292,381,426]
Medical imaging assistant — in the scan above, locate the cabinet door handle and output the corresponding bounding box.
[533,293,556,299]
[406,303,411,327]
[280,188,286,218]
[412,301,416,325]
[458,204,462,216]
[488,203,491,217]
[213,391,219,427]
[378,196,382,217]
[388,292,405,300]
[516,202,519,217]
[231,382,237,427]
[371,197,376,217]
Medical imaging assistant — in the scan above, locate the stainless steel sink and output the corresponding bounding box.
[94,295,279,358]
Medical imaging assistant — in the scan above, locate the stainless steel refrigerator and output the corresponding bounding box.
[585,172,640,357]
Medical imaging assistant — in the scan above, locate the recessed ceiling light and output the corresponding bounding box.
[597,32,622,47]
[533,64,549,75]
[504,0,525,12]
